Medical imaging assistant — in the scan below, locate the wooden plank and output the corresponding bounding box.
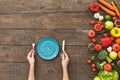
[0,13,91,29]
[0,29,90,45]
[0,61,92,80]
[0,0,96,14]
[0,45,91,62]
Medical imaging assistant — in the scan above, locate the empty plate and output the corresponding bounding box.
[36,37,59,60]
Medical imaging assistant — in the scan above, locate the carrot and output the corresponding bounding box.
[111,2,120,17]
[98,0,115,11]
[99,4,116,16]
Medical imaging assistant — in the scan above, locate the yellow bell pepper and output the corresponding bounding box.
[110,27,120,38]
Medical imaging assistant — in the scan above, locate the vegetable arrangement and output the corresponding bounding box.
[87,0,120,80]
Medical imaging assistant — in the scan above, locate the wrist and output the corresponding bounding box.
[30,64,34,68]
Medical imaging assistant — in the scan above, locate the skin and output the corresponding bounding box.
[27,49,35,80]
[60,52,69,80]
[27,49,69,80]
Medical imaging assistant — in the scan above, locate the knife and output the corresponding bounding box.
[62,40,65,53]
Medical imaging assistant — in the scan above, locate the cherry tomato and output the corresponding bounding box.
[92,68,96,72]
[91,38,97,43]
[90,20,95,25]
[103,33,108,37]
[91,64,96,68]
[112,17,118,21]
[87,59,92,64]
[97,20,102,25]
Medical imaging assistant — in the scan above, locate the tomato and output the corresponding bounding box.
[103,63,112,72]
[97,20,102,25]
[91,38,97,43]
[112,17,118,21]
[94,44,102,51]
[92,68,96,72]
[88,30,96,38]
[90,20,95,25]
[103,33,108,37]
[87,59,92,64]
[91,64,96,68]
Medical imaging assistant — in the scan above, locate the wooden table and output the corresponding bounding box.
[0,0,115,80]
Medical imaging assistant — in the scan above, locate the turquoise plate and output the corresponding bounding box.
[36,37,59,60]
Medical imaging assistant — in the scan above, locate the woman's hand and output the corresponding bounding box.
[60,52,69,69]
[27,49,35,67]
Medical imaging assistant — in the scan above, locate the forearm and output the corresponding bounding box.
[28,65,35,80]
[63,67,69,80]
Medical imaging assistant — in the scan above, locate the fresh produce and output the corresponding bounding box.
[111,63,120,74]
[96,61,107,70]
[91,63,96,68]
[98,4,116,16]
[98,0,115,11]
[113,0,120,11]
[93,76,100,80]
[94,13,100,18]
[110,27,120,38]
[104,21,114,30]
[96,70,119,80]
[87,59,92,64]
[115,19,120,27]
[103,63,112,72]
[87,1,120,79]
[88,30,96,38]
[90,20,95,25]
[104,14,111,21]
[94,44,102,51]
[118,51,120,59]
[98,50,108,60]
[100,36,113,47]
[112,16,118,21]
[109,51,118,60]
[111,2,120,17]
[112,44,120,52]
[115,38,120,44]
[106,56,112,63]
[94,24,102,31]
[91,38,97,43]
[89,2,100,12]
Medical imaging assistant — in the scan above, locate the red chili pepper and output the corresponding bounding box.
[89,2,100,12]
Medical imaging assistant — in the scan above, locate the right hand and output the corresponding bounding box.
[60,52,69,68]
[27,49,35,66]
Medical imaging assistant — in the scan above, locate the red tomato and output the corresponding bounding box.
[91,38,97,43]
[103,63,112,72]
[92,68,96,72]
[112,17,118,21]
[90,20,95,25]
[103,33,108,37]
[87,59,92,64]
[91,64,96,68]
[97,20,102,25]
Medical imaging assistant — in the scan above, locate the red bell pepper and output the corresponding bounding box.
[89,2,100,12]
[100,37,112,47]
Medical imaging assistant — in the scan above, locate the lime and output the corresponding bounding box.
[104,15,111,21]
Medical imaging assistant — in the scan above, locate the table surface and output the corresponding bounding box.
[0,0,117,80]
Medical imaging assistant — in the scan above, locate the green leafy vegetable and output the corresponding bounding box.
[94,70,119,80]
